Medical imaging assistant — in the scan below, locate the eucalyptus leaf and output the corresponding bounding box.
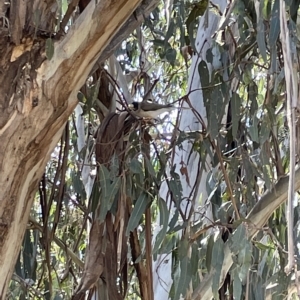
[269,0,280,48]
[130,158,144,175]
[45,38,54,60]
[231,93,241,138]
[126,192,150,235]
[233,269,242,300]
[165,48,177,66]
[174,256,191,300]
[153,198,170,254]
[228,224,246,254]
[144,156,157,178]
[206,234,214,273]
[211,237,225,298]
[256,16,267,60]
[248,116,259,143]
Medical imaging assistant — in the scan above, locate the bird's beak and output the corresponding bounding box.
[128,104,134,109]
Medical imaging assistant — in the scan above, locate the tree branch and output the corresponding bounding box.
[191,168,300,300]
[97,0,159,64]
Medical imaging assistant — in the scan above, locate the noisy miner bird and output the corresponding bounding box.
[128,100,180,119]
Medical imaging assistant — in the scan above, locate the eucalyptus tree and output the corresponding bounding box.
[4,0,300,299]
[0,0,159,297]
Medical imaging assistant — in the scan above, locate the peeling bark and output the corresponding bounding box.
[0,0,146,295]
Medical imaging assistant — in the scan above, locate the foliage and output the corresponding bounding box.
[7,0,300,299]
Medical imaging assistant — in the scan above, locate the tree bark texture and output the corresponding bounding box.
[0,0,148,295]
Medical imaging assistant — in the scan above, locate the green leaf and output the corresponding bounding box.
[208,81,224,138]
[23,230,33,278]
[238,240,252,266]
[153,198,169,254]
[158,233,177,254]
[165,19,175,45]
[15,252,22,278]
[169,179,182,204]
[168,210,179,232]
[206,48,213,63]
[248,116,259,143]
[126,192,149,235]
[211,237,225,298]
[269,0,280,48]
[165,48,177,66]
[256,19,267,61]
[206,234,214,272]
[186,0,208,49]
[90,180,101,214]
[186,1,208,31]
[169,167,182,204]
[107,177,121,210]
[158,197,169,227]
[231,93,241,138]
[228,224,246,254]
[262,0,271,19]
[259,116,270,144]
[233,269,242,300]
[71,171,86,199]
[257,250,268,277]
[200,68,226,139]
[151,39,165,47]
[98,164,112,220]
[198,61,210,92]
[45,38,54,60]
[190,243,199,276]
[174,256,191,300]
[98,164,110,193]
[130,158,144,175]
[249,82,258,115]
[144,156,156,178]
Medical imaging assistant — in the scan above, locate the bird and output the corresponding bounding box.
[128,100,178,119]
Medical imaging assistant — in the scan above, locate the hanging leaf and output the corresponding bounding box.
[206,234,214,273]
[98,164,110,197]
[89,181,100,217]
[238,243,252,279]
[256,19,267,61]
[168,210,179,232]
[106,177,121,210]
[269,0,280,47]
[208,78,224,138]
[248,116,259,143]
[249,82,258,115]
[98,164,111,220]
[153,198,170,254]
[186,0,208,48]
[198,61,210,103]
[126,192,150,235]
[174,256,192,300]
[231,93,241,138]
[232,269,242,300]
[165,19,176,44]
[130,158,144,175]
[228,224,246,254]
[45,38,54,60]
[211,237,225,298]
[165,48,177,66]
[144,156,156,178]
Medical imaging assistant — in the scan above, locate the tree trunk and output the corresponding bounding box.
[0,0,145,295]
[152,0,228,298]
